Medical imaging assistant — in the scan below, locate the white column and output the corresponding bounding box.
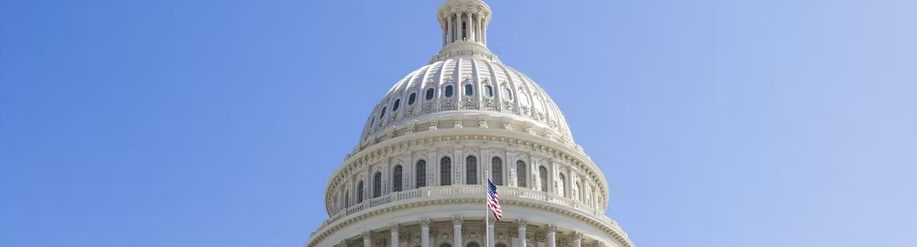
[478,14,484,43]
[442,16,447,46]
[390,224,400,247]
[477,13,482,42]
[446,14,453,44]
[480,15,486,44]
[516,219,527,247]
[362,231,371,247]
[487,218,495,247]
[453,217,463,247]
[571,232,583,247]
[546,225,557,247]
[468,13,475,42]
[421,218,431,247]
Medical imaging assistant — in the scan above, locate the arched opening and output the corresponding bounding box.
[416,160,427,188]
[559,173,567,197]
[485,85,494,97]
[408,92,417,105]
[491,157,503,185]
[466,242,480,247]
[539,166,548,192]
[393,165,403,192]
[373,172,382,198]
[464,84,474,96]
[516,160,527,188]
[461,18,468,40]
[440,157,452,185]
[466,155,478,185]
[356,180,364,203]
[393,98,401,112]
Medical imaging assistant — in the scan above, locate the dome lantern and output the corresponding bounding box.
[434,0,495,62]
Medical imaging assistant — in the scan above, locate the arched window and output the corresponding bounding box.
[466,156,478,185]
[516,160,527,188]
[379,107,386,119]
[408,92,417,105]
[485,85,494,97]
[393,98,401,112]
[492,158,503,185]
[464,84,474,96]
[503,87,513,101]
[416,160,427,188]
[539,166,548,192]
[558,173,567,197]
[426,88,435,100]
[466,243,480,247]
[393,165,403,192]
[373,172,382,198]
[440,157,452,185]
[444,85,454,97]
[356,180,364,203]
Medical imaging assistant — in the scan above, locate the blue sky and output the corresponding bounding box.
[1,0,915,246]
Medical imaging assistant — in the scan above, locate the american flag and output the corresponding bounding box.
[487,179,503,221]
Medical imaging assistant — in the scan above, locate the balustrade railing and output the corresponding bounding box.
[315,185,622,235]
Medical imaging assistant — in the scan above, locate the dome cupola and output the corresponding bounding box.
[434,0,496,63]
[438,0,491,47]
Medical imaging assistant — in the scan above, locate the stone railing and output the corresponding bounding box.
[315,185,624,236]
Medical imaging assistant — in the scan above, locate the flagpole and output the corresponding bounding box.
[484,169,490,247]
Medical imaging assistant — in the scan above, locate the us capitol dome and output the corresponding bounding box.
[306,1,634,247]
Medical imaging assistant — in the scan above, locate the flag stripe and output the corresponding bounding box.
[487,179,503,221]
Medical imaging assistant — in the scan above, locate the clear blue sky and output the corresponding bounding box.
[2,0,915,246]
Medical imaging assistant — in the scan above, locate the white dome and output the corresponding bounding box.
[360,44,574,147]
[306,1,634,247]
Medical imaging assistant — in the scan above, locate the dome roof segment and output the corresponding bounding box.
[360,56,573,145]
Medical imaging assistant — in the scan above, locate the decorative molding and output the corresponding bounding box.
[420,218,432,227]
[452,216,464,225]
